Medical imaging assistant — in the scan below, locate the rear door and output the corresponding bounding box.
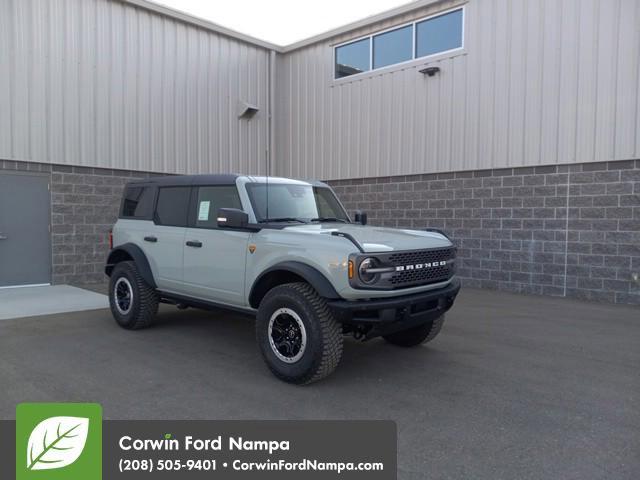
[147,186,191,293]
[182,185,250,306]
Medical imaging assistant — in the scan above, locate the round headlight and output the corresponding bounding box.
[358,257,378,284]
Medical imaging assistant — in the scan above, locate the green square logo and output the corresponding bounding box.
[16,403,102,480]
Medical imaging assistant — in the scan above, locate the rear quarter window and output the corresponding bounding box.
[121,186,155,219]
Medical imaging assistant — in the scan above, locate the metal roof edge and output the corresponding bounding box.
[280,0,446,52]
[120,0,283,52]
[119,0,449,54]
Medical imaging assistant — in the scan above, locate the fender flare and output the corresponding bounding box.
[104,243,157,289]
[249,261,340,308]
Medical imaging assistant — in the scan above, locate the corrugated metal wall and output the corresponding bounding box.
[276,0,640,180]
[2,0,638,179]
[0,0,271,175]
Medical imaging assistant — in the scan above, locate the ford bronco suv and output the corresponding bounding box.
[105,175,460,384]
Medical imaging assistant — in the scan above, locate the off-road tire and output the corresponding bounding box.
[256,282,343,385]
[109,261,159,330]
[383,314,446,347]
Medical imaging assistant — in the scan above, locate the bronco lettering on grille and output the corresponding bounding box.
[395,260,449,272]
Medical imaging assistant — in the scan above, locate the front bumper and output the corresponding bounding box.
[328,279,461,338]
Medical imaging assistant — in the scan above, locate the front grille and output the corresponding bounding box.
[386,247,455,288]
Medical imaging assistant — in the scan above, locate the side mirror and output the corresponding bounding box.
[354,210,368,226]
[217,208,249,228]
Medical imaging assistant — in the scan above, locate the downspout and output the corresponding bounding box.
[267,49,277,176]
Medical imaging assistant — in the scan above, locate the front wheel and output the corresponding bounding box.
[383,315,446,347]
[256,282,343,385]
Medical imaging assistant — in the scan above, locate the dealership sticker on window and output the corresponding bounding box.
[198,201,210,221]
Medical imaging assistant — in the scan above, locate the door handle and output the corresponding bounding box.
[0,234,7,240]
[144,236,158,243]
[186,240,203,248]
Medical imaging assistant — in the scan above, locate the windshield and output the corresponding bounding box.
[246,183,350,223]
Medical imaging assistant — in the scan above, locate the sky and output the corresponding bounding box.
[151,0,414,46]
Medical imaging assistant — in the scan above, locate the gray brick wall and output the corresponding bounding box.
[2,158,639,305]
[329,160,640,305]
[49,165,150,285]
[1,160,157,285]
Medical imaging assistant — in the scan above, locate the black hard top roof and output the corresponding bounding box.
[126,174,240,187]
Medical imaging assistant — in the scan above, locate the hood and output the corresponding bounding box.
[283,223,452,252]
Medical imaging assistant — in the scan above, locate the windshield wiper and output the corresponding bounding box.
[310,217,349,223]
[258,217,308,224]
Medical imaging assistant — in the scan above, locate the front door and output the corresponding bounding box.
[0,172,51,287]
[182,185,250,306]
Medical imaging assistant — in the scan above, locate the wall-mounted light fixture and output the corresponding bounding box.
[238,101,259,119]
[419,66,440,77]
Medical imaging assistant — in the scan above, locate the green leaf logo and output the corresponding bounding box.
[26,416,90,471]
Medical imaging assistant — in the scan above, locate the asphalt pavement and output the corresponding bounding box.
[0,287,638,479]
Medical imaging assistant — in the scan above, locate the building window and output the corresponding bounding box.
[416,9,463,58]
[335,37,371,78]
[334,7,464,79]
[373,25,413,69]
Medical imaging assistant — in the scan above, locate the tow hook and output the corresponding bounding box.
[352,326,370,341]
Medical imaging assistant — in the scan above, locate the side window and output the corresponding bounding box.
[155,187,191,227]
[334,7,464,79]
[373,25,412,69]
[335,38,370,79]
[121,186,155,218]
[314,191,337,218]
[314,187,347,219]
[415,9,463,58]
[194,186,242,228]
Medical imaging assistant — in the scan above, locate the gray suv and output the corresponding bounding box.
[105,174,460,384]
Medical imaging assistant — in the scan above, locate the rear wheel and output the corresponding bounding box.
[383,314,445,347]
[109,261,159,330]
[256,282,343,385]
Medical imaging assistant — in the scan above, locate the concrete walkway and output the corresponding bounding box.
[0,285,108,320]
